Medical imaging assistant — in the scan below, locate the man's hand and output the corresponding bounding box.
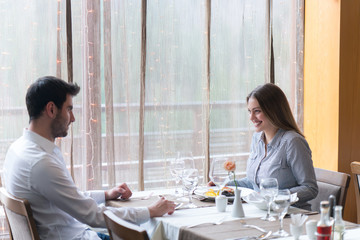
[105,183,132,200]
[148,197,176,217]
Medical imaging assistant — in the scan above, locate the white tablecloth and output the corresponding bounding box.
[130,189,360,240]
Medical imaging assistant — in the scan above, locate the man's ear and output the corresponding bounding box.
[45,102,57,119]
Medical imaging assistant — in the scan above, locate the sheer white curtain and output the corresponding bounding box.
[0,0,304,191]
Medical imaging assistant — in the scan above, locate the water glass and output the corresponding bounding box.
[182,168,199,208]
[272,189,291,236]
[260,178,278,221]
[170,153,185,196]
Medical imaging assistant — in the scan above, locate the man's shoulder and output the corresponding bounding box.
[6,135,51,166]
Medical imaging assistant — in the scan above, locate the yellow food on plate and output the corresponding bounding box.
[204,187,235,197]
[204,188,218,197]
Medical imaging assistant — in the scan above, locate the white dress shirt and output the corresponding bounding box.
[2,129,150,240]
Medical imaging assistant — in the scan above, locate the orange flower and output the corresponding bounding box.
[223,160,236,172]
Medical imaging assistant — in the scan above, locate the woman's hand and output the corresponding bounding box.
[207,181,216,187]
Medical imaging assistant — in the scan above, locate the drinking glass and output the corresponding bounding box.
[209,158,230,196]
[181,157,199,208]
[170,152,185,197]
[260,178,278,221]
[272,189,291,236]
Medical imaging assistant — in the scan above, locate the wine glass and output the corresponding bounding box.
[209,158,230,196]
[180,153,198,208]
[182,168,199,208]
[272,189,291,236]
[170,152,185,197]
[260,178,278,221]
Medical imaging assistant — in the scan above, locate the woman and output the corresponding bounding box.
[232,83,318,210]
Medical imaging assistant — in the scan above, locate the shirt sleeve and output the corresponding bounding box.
[286,136,318,203]
[31,158,150,227]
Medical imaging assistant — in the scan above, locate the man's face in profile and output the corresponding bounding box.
[50,94,75,139]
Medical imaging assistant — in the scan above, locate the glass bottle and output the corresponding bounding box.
[328,195,336,218]
[333,205,345,240]
[317,201,332,240]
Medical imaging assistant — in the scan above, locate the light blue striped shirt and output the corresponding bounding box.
[232,129,318,209]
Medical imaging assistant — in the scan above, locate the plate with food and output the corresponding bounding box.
[194,186,256,201]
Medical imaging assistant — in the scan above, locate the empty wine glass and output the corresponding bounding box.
[272,189,291,237]
[178,151,199,207]
[170,152,185,197]
[209,158,230,196]
[260,178,278,221]
[182,168,199,208]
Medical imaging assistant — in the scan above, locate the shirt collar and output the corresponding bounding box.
[267,128,285,148]
[23,129,57,154]
[259,128,285,148]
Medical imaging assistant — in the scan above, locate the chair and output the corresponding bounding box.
[350,161,360,223]
[308,168,350,213]
[0,187,40,240]
[103,210,149,240]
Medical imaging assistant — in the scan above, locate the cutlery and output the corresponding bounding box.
[175,202,183,210]
[257,230,272,239]
[239,220,268,233]
[230,230,272,240]
[141,192,154,200]
[187,216,227,228]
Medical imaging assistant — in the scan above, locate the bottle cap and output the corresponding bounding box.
[320,200,330,208]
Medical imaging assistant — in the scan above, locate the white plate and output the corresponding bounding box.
[242,192,299,210]
[194,186,256,201]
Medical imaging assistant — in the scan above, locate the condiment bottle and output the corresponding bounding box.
[333,205,345,240]
[328,195,336,218]
[317,201,332,240]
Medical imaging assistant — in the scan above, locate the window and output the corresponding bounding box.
[0,0,303,191]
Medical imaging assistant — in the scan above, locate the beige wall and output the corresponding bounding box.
[304,0,360,222]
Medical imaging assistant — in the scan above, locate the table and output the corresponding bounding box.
[107,189,360,240]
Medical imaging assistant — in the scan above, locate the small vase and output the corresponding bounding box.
[231,188,245,218]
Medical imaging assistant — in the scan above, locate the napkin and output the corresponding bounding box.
[291,213,308,226]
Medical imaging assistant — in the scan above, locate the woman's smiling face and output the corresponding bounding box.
[247,97,275,133]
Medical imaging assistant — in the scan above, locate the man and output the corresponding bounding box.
[2,76,175,239]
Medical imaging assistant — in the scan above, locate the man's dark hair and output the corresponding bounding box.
[26,76,80,121]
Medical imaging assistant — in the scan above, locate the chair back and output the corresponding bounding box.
[103,210,149,240]
[308,168,350,212]
[350,161,360,223]
[0,188,40,240]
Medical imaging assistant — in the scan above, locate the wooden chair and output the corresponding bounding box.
[0,187,40,240]
[308,168,351,213]
[350,161,360,223]
[103,210,149,240]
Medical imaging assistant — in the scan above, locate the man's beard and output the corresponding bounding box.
[51,114,69,138]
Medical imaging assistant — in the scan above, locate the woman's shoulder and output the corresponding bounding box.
[281,130,310,147]
[282,129,303,139]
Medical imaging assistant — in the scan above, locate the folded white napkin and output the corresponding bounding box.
[291,213,308,226]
